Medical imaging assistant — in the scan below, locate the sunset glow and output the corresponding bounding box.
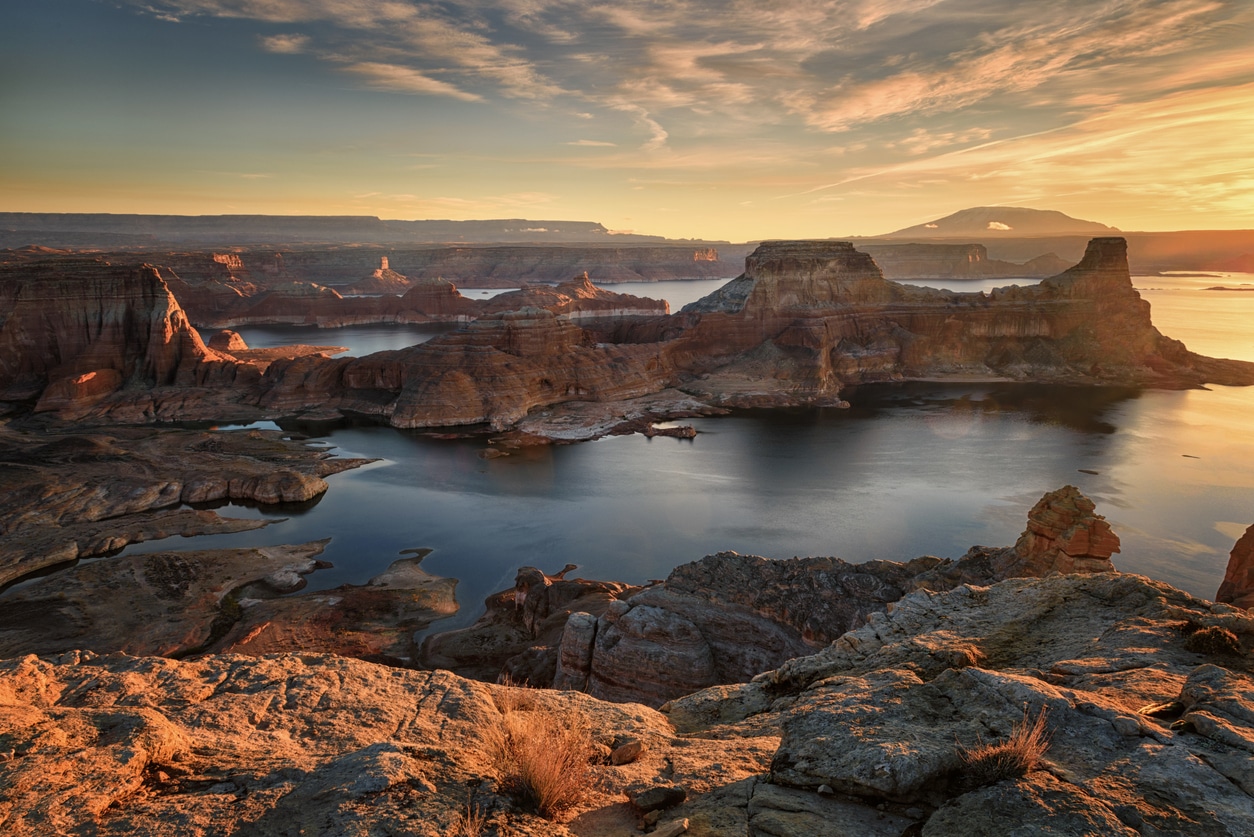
[4,0,1254,239]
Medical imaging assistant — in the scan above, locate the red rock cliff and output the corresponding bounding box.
[0,259,242,412]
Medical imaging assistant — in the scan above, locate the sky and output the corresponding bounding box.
[2,0,1253,241]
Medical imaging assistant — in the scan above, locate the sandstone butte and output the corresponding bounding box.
[1,485,1254,835]
[3,236,1253,433]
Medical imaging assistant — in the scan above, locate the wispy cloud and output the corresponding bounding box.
[130,0,1254,143]
[343,62,483,101]
[107,0,1254,234]
[260,33,309,53]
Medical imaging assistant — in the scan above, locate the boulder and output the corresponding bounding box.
[1216,524,1254,609]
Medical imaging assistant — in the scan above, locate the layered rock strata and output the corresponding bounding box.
[858,242,1071,280]
[259,306,677,429]
[670,237,1254,409]
[0,425,371,586]
[0,259,251,415]
[480,272,670,321]
[6,237,1254,438]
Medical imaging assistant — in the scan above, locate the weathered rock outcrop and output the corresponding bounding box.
[671,237,1254,409]
[1007,484,1121,574]
[343,265,412,294]
[0,541,458,664]
[480,272,669,321]
[3,570,1252,835]
[0,259,250,414]
[859,242,1072,281]
[206,329,249,353]
[427,486,1122,708]
[1216,524,1254,610]
[5,237,1254,439]
[260,306,677,429]
[0,425,371,586]
[419,565,637,683]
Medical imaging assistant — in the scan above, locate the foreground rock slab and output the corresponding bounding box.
[0,653,776,836]
[3,571,1253,835]
[0,423,372,586]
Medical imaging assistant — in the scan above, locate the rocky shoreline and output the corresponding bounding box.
[1,487,1252,834]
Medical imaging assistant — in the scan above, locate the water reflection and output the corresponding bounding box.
[106,381,1254,637]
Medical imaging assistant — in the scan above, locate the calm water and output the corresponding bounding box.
[97,273,1254,632]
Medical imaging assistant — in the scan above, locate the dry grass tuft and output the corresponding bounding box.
[960,706,1051,788]
[486,687,596,820]
[492,673,539,714]
[450,798,487,837]
[1184,626,1242,656]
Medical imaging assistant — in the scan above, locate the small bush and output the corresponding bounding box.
[486,687,595,820]
[450,798,487,837]
[960,706,1051,788]
[1184,626,1242,656]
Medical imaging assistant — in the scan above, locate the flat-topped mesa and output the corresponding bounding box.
[674,236,1254,408]
[685,240,899,315]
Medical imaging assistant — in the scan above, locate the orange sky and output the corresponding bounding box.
[3,0,1253,240]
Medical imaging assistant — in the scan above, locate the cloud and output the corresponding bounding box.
[987,221,1012,230]
[260,33,309,53]
[128,1,1254,137]
[565,139,617,147]
[342,62,483,102]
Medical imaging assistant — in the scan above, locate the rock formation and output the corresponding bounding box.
[666,237,1254,411]
[480,272,670,321]
[424,486,1123,708]
[0,259,249,414]
[858,242,1071,280]
[1006,484,1121,575]
[206,329,249,353]
[3,569,1252,834]
[1216,524,1254,609]
[4,237,1254,439]
[0,425,371,586]
[343,264,413,294]
[259,306,678,429]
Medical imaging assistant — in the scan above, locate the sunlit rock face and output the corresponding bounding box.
[1216,524,1254,610]
[0,260,242,412]
[260,306,675,429]
[1004,484,1122,576]
[671,237,1254,409]
[479,272,669,320]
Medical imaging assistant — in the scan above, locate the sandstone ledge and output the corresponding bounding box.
[2,570,1252,835]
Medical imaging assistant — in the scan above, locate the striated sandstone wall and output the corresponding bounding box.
[0,259,249,413]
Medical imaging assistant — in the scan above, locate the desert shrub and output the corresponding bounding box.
[960,706,1051,788]
[450,798,487,837]
[492,674,538,713]
[1184,626,1242,656]
[486,685,595,820]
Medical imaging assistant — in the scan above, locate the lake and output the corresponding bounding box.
[118,272,1254,633]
